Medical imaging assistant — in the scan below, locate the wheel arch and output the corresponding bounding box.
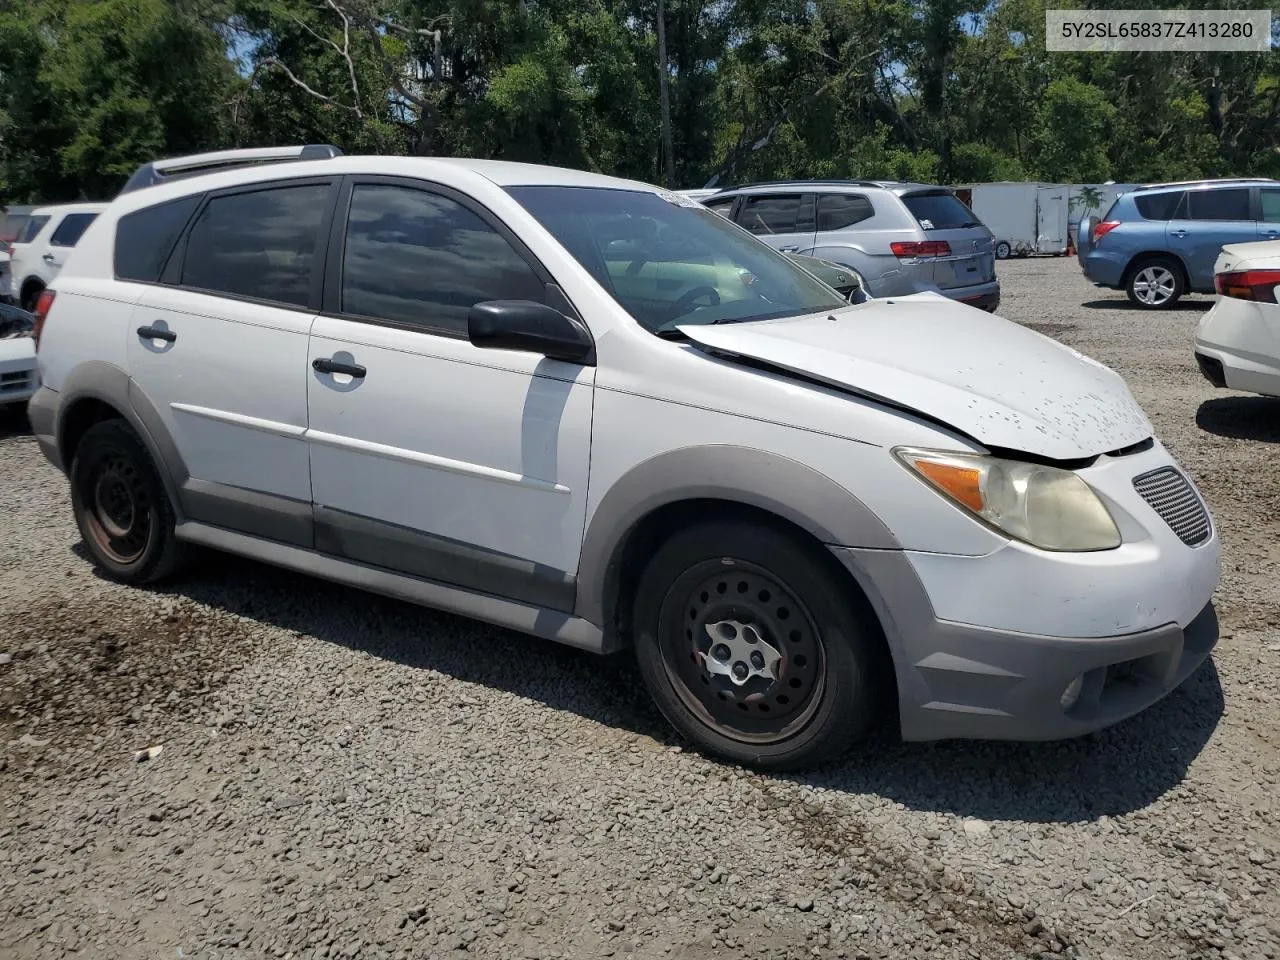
[19,275,46,310]
[1122,250,1189,288]
[575,446,900,650]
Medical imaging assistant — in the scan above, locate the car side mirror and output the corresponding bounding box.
[468,300,596,365]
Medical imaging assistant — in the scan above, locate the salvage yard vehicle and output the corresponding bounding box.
[1077,177,1279,310]
[1194,239,1280,398]
[0,302,38,414]
[698,179,1000,311]
[29,146,1220,770]
[8,202,108,311]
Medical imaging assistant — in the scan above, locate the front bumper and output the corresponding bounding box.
[0,347,38,407]
[832,545,1219,741]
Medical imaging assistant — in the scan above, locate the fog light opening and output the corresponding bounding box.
[1060,674,1085,712]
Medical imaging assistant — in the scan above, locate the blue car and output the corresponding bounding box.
[1077,178,1280,309]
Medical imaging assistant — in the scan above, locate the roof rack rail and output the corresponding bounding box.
[117,144,343,196]
[1137,176,1276,189]
[723,178,895,191]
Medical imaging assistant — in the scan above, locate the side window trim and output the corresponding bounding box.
[320,174,578,340]
[166,175,340,313]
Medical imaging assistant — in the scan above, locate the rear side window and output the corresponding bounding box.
[18,216,49,243]
[180,183,330,308]
[1186,188,1251,221]
[818,194,874,231]
[340,184,545,335]
[1134,192,1183,220]
[738,195,805,235]
[49,212,99,247]
[900,192,977,230]
[115,196,202,282]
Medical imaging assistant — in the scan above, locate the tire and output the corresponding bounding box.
[69,419,187,585]
[20,282,44,313]
[1126,257,1184,309]
[631,520,885,771]
[994,241,1011,260]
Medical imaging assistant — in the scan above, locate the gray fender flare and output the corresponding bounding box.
[574,444,900,629]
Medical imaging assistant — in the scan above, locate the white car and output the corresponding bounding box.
[0,303,38,414]
[1194,239,1280,398]
[8,202,108,310]
[28,145,1220,770]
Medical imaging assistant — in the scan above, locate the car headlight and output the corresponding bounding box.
[893,447,1121,551]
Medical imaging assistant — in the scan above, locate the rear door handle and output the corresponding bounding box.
[1171,230,1188,238]
[313,357,366,378]
[42,253,57,264]
[779,245,799,253]
[136,325,176,343]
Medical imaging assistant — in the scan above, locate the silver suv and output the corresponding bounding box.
[702,181,1000,311]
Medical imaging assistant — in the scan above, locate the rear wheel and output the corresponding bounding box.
[70,419,186,584]
[1126,257,1184,309]
[994,241,1011,260]
[631,521,884,770]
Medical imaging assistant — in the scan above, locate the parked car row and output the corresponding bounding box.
[1073,176,1280,401]
[24,144,1219,770]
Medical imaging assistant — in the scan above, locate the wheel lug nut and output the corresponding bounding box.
[750,651,764,669]
[732,661,749,680]
[712,644,731,662]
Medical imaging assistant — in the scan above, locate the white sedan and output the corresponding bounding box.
[1194,239,1280,398]
[0,303,38,414]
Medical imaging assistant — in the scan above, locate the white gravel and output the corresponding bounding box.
[2,258,1278,960]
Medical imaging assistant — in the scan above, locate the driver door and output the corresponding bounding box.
[732,193,818,256]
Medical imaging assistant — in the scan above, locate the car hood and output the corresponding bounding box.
[678,293,1152,460]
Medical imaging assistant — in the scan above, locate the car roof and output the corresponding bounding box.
[1132,177,1276,193]
[708,180,953,197]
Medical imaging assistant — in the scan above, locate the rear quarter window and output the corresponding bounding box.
[49,212,100,247]
[114,196,202,283]
[1133,192,1184,221]
[899,192,978,230]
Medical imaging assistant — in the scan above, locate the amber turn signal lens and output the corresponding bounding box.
[910,459,985,512]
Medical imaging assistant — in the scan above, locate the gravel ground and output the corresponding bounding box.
[2,257,1278,960]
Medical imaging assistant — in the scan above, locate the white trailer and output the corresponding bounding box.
[954,182,1071,259]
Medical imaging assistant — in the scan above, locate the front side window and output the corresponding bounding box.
[702,196,735,218]
[1260,189,1280,223]
[738,194,804,235]
[181,183,330,307]
[507,185,847,333]
[49,212,99,247]
[341,184,544,335]
[1187,188,1250,221]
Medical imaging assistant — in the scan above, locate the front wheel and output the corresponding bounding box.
[631,521,885,770]
[70,419,187,584]
[1126,257,1184,309]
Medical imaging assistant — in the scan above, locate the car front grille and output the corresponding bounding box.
[1132,467,1211,546]
[0,368,33,397]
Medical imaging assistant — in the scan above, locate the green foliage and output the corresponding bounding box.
[2,0,1279,202]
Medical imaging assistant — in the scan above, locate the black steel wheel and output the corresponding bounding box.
[70,419,186,584]
[633,520,885,770]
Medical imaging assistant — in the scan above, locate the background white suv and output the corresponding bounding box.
[27,146,1220,770]
[8,202,108,310]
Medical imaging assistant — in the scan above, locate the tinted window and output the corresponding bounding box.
[818,194,874,231]
[18,216,49,243]
[0,213,29,243]
[1187,187,1251,221]
[341,184,544,335]
[508,185,846,332]
[702,196,735,218]
[1134,192,1183,220]
[49,212,99,247]
[1261,189,1280,223]
[900,192,978,230]
[181,183,329,307]
[738,195,803,234]
[115,196,201,282]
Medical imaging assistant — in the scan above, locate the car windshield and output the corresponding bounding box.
[506,185,847,333]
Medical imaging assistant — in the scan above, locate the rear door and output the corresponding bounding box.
[732,193,817,255]
[898,190,994,290]
[1166,187,1256,291]
[125,178,338,547]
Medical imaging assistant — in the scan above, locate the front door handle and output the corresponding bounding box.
[779,245,799,253]
[136,325,176,343]
[1171,230,1187,238]
[313,357,366,378]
